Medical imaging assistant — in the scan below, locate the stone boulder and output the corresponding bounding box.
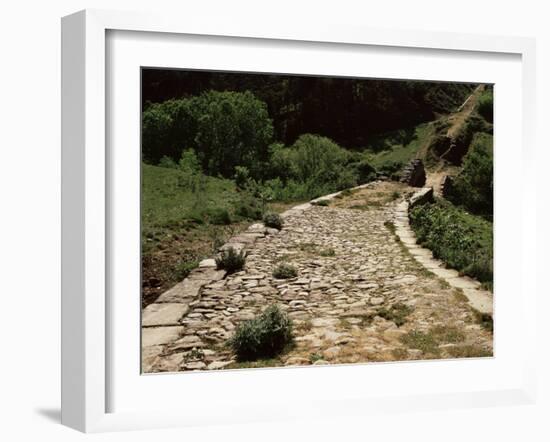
[400,159,426,187]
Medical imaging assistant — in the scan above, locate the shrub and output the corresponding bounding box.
[263,212,283,230]
[267,134,359,200]
[142,91,274,178]
[354,159,377,184]
[215,247,246,273]
[409,200,493,286]
[204,207,232,225]
[446,133,493,219]
[234,166,251,189]
[233,191,264,220]
[477,89,493,123]
[272,263,298,279]
[228,305,293,361]
[158,155,178,169]
[377,160,405,179]
[178,148,202,175]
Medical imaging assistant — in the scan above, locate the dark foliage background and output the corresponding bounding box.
[142,69,475,149]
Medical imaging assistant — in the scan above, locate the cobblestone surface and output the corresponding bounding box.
[142,181,493,373]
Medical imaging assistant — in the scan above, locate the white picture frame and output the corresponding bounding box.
[61,9,537,433]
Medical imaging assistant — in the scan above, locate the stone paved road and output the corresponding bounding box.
[143,182,493,372]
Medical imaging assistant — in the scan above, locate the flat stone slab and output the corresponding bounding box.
[199,258,217,268]
[156,278,204,303]
[141,345,164,370]
[462,289,493,315]
[142,303,189,327]
[446,276,481,290]
[142,326,183,347]
[409,248,433,258]
[429,267,460,279]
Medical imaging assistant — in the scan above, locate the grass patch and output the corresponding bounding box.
[400,330,440,356]
[430,325,466,343]
[172,260,199,281]
[309,353,324,363]
[445,345,492,358]
[367,122,434,170]
[400,324,466,357]
[376,302,414,327]
[319,248,336,257]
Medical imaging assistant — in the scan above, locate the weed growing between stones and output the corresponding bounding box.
[215,247,246,273]
[376,302,414,327]
[272,263,298,279]
[228,304,294,361]
[263,212,283,230]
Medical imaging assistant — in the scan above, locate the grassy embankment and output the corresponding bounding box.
[409,200,493,291]
[141,164,297,306]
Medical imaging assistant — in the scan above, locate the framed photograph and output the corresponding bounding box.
[61,9,537,432]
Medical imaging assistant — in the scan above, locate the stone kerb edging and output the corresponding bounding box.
[141,181,378,366]
[393,187,493,316]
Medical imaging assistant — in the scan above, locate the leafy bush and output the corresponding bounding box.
[233,191,265,220]
[158,155,178,169]
[228,305,293,361]
[266,134,364,200]
[446,133,493,218]
[178,148,202,175]
[234,166,251,189]
[477,89,493,123]
[354,159,377,184]
[409,200,493,287]
[377,160,405,179]
[215,247,246,273]
[263,212,283,230]
[272,263,298,279]
[142,91,274,178]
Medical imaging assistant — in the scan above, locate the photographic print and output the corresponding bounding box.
[140,69,494,373]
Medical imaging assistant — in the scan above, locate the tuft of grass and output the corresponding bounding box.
[376,302,414,327]
[228,304,294,361]
[172,260,199,281]
[446,345,492,358]
[400,330,440,355]
[430,325,466,343]
[319,248,336,257]
[263,212,283,230]
[215,247,246,273]
[309,353,324,363]
[390,190,401,201]
[272,263,298,279]
[312,199,330,206]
